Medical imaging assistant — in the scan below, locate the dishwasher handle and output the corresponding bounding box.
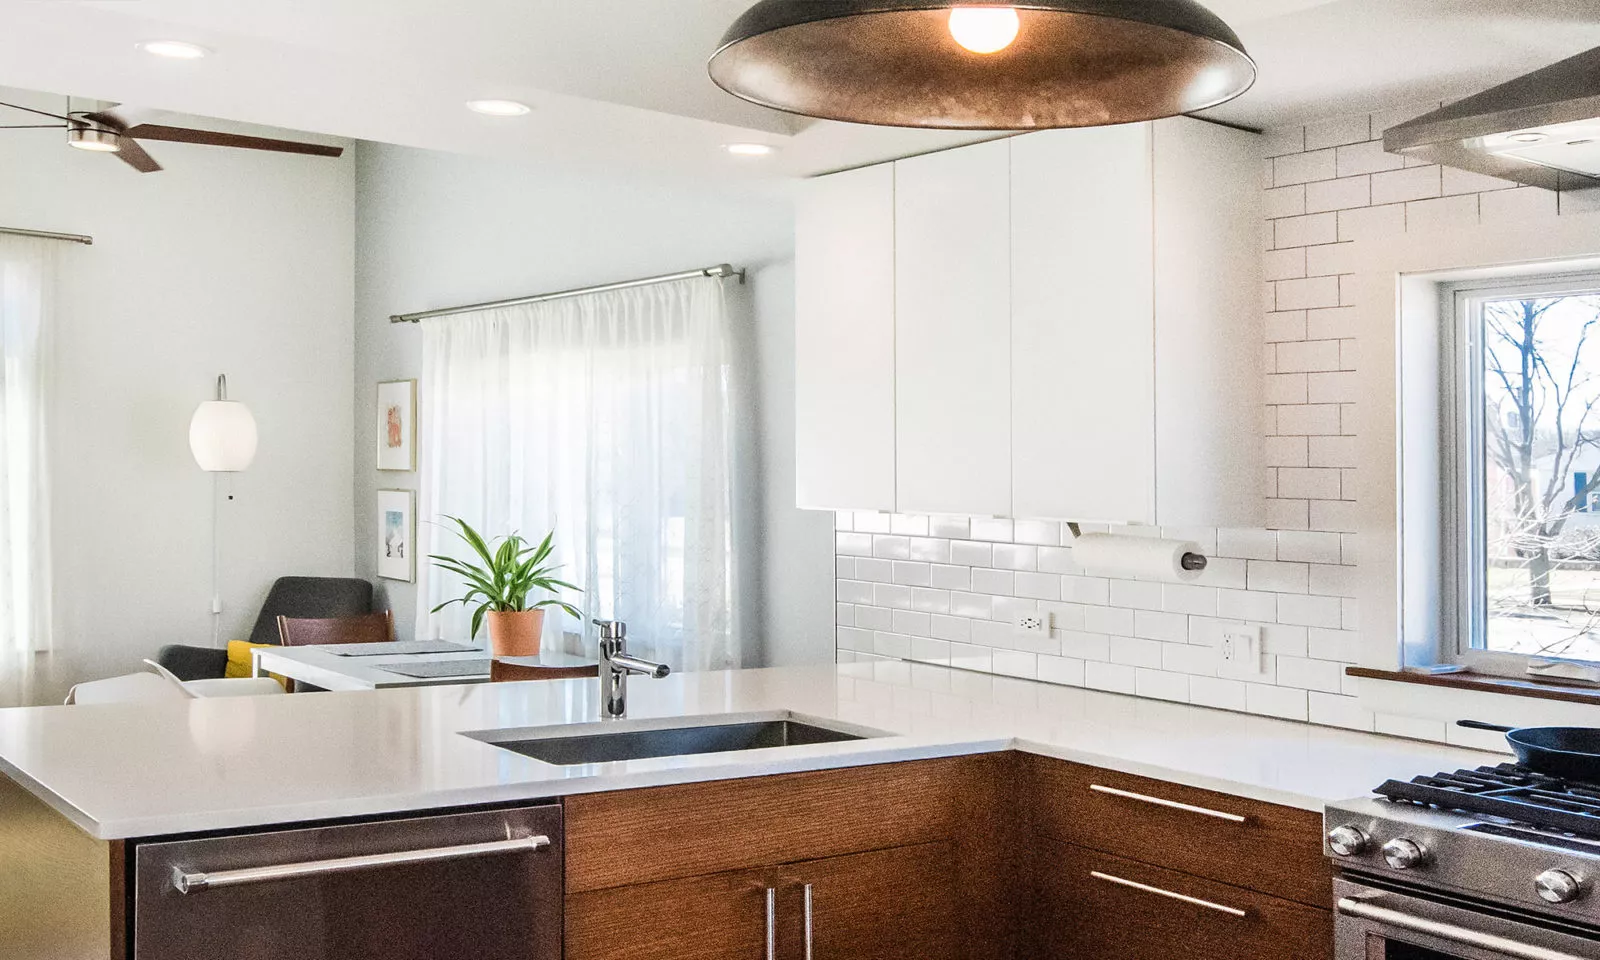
[174,834,551,894]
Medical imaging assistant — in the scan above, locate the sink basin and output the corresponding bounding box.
[483,719,875,766]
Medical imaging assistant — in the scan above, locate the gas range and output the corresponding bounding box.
[1327,764,1600,918]
[1326,763,1600,958]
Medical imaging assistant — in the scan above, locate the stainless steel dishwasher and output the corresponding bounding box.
[132,803,562,960]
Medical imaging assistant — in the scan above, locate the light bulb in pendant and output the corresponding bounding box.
[948,6,1020,54]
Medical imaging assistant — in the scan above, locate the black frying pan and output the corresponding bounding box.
[1458,720,1600,782]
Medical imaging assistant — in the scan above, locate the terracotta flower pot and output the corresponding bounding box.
[486,609,544,657]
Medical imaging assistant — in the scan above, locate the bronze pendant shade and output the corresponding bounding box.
[708,1,1256,129]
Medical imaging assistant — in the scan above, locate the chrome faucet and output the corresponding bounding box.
[594,619,669,718]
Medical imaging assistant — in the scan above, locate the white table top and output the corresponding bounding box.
[253,644,598,690]
[0,660,1504,839]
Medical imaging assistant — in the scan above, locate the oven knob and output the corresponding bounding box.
[1382,838,1427,869]
[1327,825,1369,857]
[1536,869,1583,904]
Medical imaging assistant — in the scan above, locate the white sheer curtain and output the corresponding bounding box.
[415,276,738,670]
[0,237,54,693]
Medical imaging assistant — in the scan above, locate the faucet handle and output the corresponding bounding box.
[592,619,626,640]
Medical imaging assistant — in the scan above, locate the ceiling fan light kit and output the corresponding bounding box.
[66,125,120,153]
[708,0,1255,129]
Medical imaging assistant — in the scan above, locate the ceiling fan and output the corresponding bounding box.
[0,98,343,173]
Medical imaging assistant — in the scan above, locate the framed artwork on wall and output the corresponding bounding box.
[377,488,415,582]
[377,379,416,471]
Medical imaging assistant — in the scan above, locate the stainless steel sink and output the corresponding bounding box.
[480,719,876,766]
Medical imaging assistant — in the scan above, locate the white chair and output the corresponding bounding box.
[64,661,286,705]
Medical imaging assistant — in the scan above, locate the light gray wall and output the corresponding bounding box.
[352,142,834,666]
[0,89,356,705]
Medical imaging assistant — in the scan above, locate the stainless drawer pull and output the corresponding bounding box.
[802,882,815,960]
[765,887,777,960]
[173,835,550,893]
[1090,871,1248,918]
[1089,783,1248,823]
[1338,898,1586,960]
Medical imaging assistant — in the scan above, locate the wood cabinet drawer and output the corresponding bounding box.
[563,755,1004,894]
[1024,754,1330,906]
[1033,839,1333,960]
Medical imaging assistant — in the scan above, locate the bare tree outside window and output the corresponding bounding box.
[1481,292,1600,660]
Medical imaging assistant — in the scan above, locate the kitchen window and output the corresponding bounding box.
[1447,273,1600,677]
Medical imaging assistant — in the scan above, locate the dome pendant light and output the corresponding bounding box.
[708,1,1256,130]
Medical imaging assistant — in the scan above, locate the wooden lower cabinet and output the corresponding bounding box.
[566,841,958,960]
[1032,839,1333,960]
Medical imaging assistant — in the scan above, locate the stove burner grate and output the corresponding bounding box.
[1376,763,1600,839]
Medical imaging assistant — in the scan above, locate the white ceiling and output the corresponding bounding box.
[1,0,1598,180]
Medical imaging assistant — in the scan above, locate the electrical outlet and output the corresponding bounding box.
[1216,625,1264,677]
[1017,612,1051,635]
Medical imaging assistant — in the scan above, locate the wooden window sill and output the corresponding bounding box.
[1346,667,1600,706]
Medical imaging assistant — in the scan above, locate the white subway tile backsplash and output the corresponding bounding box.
[971,568,1014,596]
[950,540,993,567]
[911,587,952,613]
[970,518,1014,542]
[891,561,931,586]
[1277,593,1344,628]
[1305,175,1371,213]
[1085,660,1137,694]
[1338,202,1406,241]
[1218,588,1276,622]
[992,543,1039,571]
[1482,186,1558,224]
[950,592,992,619]
[1038,545,1078,574]
[1037,655,1086,687]
[855,605,892,631]
[854,511,891,534]
[873,583,912,610]
[856,558,893,583]
[1014,571,1062,601]
[837,532,873,557]
[1247,683,1309,721]
[1247,559,1310,593]
[1083,605,1134,636]
[1109,578,1164,610]
[1274,148,1337,185]
[1109,635,1165,668]
[1335,139,1405,177]
[1135,668,1191,702]
[1304,114,1371,151]
[1274,212,1339,248]
[930,563,971,591]
[1133,610,1189,643]
[1264,184,1307,218]
[1371,165,1441,204]
[930,614,971,643]
[1406,193,1479,232]
[1012,519,1062,546]
[929,515,970,538]
[872,535,910,559]
[907,537,951,563]
[1163,583,1218,616]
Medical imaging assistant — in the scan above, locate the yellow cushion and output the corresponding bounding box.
[226,641,287,689]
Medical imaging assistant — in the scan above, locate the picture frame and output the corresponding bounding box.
[377,489,415,582]
[376,379,417,472]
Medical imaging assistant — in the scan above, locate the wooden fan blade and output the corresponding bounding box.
[0,99,74,123]
[125,124,343,158]
[112,136,163,173]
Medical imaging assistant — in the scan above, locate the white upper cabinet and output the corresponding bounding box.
[1011,124,1156,523]
[793,118,1262,526]
[1151,118,1265,528]
[794,163,896,512]
[893,139,1013,518]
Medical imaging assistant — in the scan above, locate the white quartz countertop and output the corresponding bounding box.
[0,660,1503,840]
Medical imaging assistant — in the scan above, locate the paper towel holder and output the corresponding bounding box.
[1066,522,1209,572]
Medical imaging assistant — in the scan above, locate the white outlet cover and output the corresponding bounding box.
[1016,612,1050,635]
[1216,624,1264,678]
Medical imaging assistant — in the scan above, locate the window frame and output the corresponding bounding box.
[1444,270,1600,676]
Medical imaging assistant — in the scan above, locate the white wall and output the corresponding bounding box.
[0,91,356,704]
[833,104,1600,745]
[352,142,835,666]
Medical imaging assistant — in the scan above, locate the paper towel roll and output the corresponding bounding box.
[1071,533,1206,583]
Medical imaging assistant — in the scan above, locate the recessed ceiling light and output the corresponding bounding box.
[466,99,532,117]
[1508,131,1550,143]
[723,142,776,157]
[137,40,210,60]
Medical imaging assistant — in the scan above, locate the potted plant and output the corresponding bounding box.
[429,516,583,656]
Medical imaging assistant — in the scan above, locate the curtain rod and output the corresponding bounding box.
[389,263,745,324]
[0,225,93,245]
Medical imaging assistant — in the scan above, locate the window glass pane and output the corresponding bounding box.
[1481,291,1600,660]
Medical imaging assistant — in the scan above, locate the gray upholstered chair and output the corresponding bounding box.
[156,577,374,681]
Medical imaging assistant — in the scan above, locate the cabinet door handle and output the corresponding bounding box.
[765,887,777,960]
[1088,784,1248,823]
[802,883,815,960]
[1090,871,1248,918]
[172,835,550,893]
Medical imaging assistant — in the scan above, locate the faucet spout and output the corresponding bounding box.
[593,619,670,718]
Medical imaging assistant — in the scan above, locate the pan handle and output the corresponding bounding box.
[1457,719,1515,733]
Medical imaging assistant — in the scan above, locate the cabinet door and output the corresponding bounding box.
[1151,117,1265,527]
[1031,840,1332,960]
[894,139,1012,517]
[788,841,959,960]
[566,866,774,960]
[796,164,897,511]
[1011,124,1156,523]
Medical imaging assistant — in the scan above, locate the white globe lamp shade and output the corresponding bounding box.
[189,377,258,473]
